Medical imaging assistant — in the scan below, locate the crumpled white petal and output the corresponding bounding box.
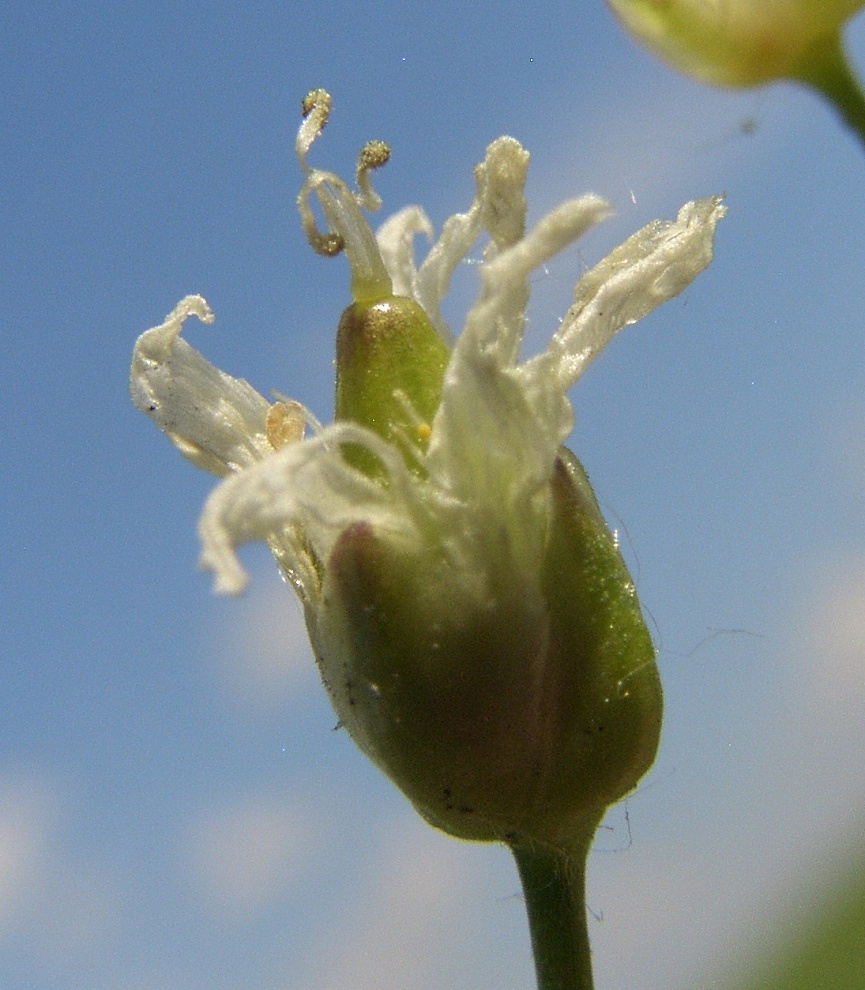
[130,296,273,477]
[477,136,529,257]
[521,195,727,446]
[426,195,612,507]
[382,136,536,345]
[529,196,727,395]
[197,421,424,596]
[375,206,434,299]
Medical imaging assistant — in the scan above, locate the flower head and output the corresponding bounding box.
[131,91,724,850]
[607,0,865,85]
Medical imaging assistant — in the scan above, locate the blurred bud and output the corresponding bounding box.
[608,0,865,85]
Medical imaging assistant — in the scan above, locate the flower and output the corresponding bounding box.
[131,90,724,850]
[607,0,865,86]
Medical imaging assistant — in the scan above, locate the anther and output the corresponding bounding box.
[301,88,331,120]
[266,400,306,449]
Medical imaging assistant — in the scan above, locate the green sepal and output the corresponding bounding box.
[537,447,662,846]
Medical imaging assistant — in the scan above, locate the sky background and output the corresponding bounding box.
[3,2,865,989]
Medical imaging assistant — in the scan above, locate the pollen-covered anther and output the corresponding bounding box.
[301,88,331,119]
[357,140,390,172]
[266,400,306,450]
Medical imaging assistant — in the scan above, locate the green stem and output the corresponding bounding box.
[511,836,596,990]
[792,32,865,151]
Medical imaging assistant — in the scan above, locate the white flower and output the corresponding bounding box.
[132,90,723,605]
[131,91,724,846]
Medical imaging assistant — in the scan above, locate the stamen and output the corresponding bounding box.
[387,388,434,471]
[294,92,393,304]
[356,139,390,212]
[298,172,345,257]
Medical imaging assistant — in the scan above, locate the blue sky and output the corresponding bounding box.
[3,3,865,988]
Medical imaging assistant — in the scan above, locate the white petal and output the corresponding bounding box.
[412,186,485,342]
[130,297,273,476]
[411,138,518,340]
[428,346,554,523]
[478,136,529,258]
[525,196,727,397]
[410,137,532,344]
[197,422,422,595]
[424,195,611,555]
[375,206,434,298]
[461,195,612,364]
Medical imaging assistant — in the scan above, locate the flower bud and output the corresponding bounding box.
[607,0,865,85]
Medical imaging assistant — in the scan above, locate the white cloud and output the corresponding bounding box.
[774,549,865,839]
[36,860,123,961]
[208,568,319,711]
[302,824,484,990]
[186,791,315,915]
[0,772,50,933]
[0,769,123,970]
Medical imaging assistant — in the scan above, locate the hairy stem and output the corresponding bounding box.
[511,833,597,990]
